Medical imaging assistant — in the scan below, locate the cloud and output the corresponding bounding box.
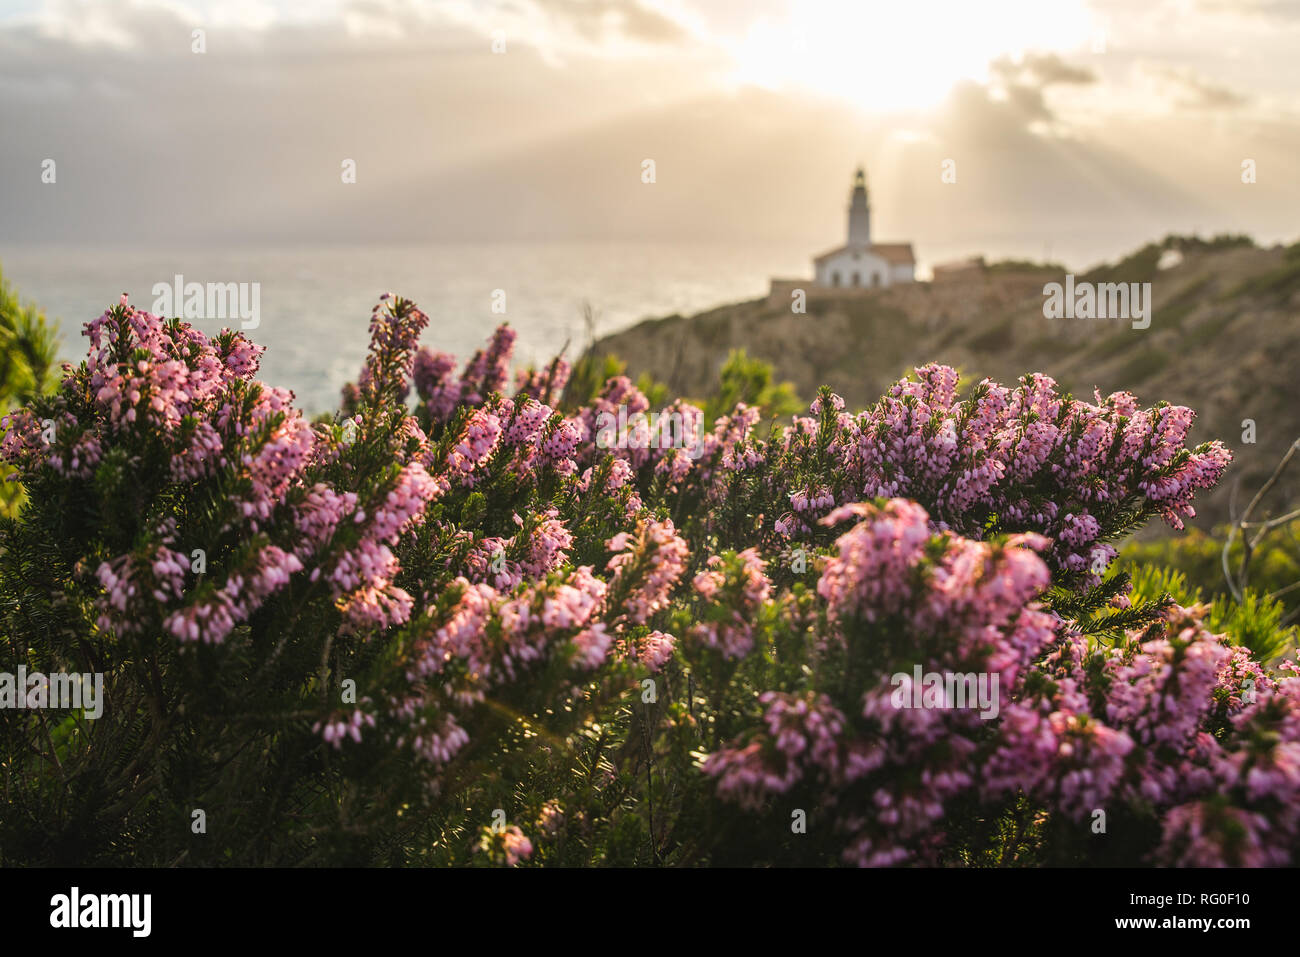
[17,0,195,49]
[1196,0,1300,23]
[0,0,1298,260]
[534,0,690,46]
[1139,63,1249,110]
[2,0,695,59]
[0,0,719,244]
[981,51,1097,126]
[989,51,1097,88]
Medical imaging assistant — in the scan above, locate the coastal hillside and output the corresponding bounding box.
[585,237,1300,529]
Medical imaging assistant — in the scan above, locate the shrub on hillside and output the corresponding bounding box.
[6,293,1296,867]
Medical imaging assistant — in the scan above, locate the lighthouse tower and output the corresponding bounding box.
[809,166,915,288]
[847,166,870,246]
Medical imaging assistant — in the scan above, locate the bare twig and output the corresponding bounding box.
[1224,437,1300,602]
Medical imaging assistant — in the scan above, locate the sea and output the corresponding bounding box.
[0,233,1143,415]
[0,241,816,414]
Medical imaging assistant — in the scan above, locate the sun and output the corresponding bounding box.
[724,0,1098,112]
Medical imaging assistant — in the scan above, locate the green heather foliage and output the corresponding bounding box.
[1124,527,1300,628]
[0,266,59,517]
[1127,564,1297,662]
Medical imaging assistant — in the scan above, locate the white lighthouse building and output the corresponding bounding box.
[813,167,915,288]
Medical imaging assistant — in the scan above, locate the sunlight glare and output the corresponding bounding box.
[726,0,1096,111]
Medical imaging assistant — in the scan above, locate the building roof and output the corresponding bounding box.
[813,242,915,266]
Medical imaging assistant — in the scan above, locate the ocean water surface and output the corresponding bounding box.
[0,240,812,413]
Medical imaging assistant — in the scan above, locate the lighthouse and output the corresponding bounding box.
[847,166,871,246]
[811,166,916,288]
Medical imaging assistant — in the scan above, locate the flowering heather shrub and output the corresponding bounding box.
[1,293,1292,867]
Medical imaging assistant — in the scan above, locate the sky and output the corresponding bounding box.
[1,0,1299,262]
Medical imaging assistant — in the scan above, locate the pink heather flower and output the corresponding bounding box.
[457,534,520,591]
[637,630,676,670]
[413,346,459,418]
[816,499,934,622]
[500,826,533,866]
[702,741,800,813]
[95,545,189,634]
[655,447,693,487]
[516,357,571,406]
[519,510,573,579]
[361,296,430,403]
[537,800,564,837]
[402,713,472,766]
[1154,802,1286,867]
[364,462,440,543]
[809,392,845,416]
[704,692,845,811]
[570,623,613,669]
[447,408,502,485]
[338,582,416,632]
[472,823,534,866]
[605,517,690,626]
[504,397,554,449]
[459,325,517,405]
[539,417,581,475]
[317,462,439,631]
[689,548,771,660]
[293,484,360,556]
[163,545,304,645]
[314,708,377,749]
[1104,631,1229,754]
[411,565,611,693]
